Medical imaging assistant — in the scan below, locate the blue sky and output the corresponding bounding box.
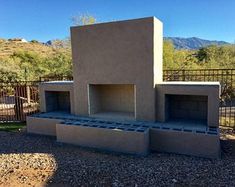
[1,0,235,42]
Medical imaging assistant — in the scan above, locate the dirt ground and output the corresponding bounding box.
[0,127,234,187]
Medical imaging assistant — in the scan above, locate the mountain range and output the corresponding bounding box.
[45,37,229,50]
[164,37,230,50]
[1,37,230,52]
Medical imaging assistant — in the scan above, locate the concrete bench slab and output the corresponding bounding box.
[56,121,149,155]
[27,116,64,136]
[150,127,220,159]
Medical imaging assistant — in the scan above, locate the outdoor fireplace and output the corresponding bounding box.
[27,17,221,158]
[88,84,135,120]
[165,94,208,125]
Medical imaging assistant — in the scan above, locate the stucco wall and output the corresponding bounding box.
[71,17,163,121]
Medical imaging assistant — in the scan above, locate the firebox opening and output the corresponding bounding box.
[165,94,208,126]
[88,84,135,120]
[45,91,71,113]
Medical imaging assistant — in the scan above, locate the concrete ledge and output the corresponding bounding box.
[27,116,64,136]
[150,128,221,158]
[56,122,149,155]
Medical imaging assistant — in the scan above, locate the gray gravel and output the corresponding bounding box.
[0,128,234,187]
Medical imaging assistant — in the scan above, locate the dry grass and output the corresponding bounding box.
[0,40,69,59]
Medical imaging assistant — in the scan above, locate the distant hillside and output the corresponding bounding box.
[0,37,230,59]
[0,38,69,59]
[45,39,71,49]
[164,37,230,50]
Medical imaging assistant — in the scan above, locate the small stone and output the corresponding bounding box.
[172,179,177,183]
[0,127,234,186]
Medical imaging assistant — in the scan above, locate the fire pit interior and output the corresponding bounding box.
[45,91,71,113]
[165,94,208,125]
[88,84,135,120]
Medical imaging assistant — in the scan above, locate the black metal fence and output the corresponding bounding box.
[0,82,40,122]
[0,69,234,128]
[163,69,235,128]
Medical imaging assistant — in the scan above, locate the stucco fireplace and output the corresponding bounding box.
[27,17,221,158]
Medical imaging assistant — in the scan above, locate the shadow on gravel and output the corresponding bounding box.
[0,131,235,187]
[221,138,235,157]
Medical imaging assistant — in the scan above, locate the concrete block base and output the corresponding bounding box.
[26,113,221,158]
[150,127,220,159]
[56,122,149,155]
[27,116,64,136]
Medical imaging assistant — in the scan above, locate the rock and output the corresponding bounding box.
[172,179,177,183]
[0,129,234,186]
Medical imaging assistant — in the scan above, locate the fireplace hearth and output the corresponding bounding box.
[88,84,135,120]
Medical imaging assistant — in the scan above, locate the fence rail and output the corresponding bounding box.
[0,69,234,128]
[0,82,40,122]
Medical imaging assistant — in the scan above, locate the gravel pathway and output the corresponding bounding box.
[0,128,234,187]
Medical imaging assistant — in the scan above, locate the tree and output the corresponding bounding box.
[163,40,174,69]
[10,50,45,81]
[71,13,96,26]
[163,40,202,70]
[44,51,72,77]
[195,44,235,69]
[30,40,39,43]
[0,55,22,81]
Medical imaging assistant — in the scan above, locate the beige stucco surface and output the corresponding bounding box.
[71,17,163,121]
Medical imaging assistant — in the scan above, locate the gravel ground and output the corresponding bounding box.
[0,128,234,187]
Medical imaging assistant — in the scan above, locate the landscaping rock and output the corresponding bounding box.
[0,128,234,186]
